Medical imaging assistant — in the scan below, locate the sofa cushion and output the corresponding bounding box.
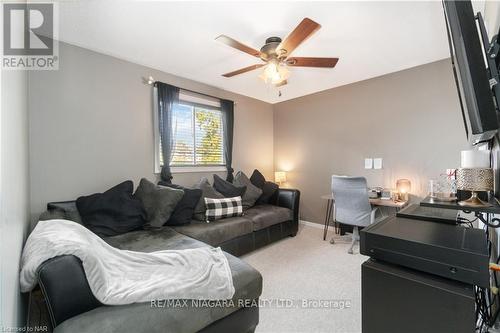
[158,183,202,226]
[134,178,184,228]
[173,216,253,246]
[76,181,147,237]
[213,174,246,198]
[192,178,225,221]
[106,229,262,301]
[233,171,262,209]
[58,228,262,333]
[53,251,262,333]
[244,204,293,231]
[104,227,208,252]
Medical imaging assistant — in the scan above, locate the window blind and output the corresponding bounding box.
[161,92,224,167]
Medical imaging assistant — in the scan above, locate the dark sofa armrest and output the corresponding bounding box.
[37,255,101,328]
[276,189,300,233]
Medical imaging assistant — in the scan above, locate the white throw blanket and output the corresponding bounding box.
[20,220,235,305]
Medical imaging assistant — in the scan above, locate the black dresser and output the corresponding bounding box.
[360,205,489,333]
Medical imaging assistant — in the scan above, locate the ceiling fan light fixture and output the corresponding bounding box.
[217,18,337,89]
[260,59,289,85]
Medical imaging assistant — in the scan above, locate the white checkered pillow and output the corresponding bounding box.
[204,197,243,222]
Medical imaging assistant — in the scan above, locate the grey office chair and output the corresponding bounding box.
[331,176,382,254]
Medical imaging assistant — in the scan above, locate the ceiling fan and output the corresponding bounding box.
[215,18,338,87]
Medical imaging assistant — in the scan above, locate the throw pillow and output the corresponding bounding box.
[258,181,280,204]
[250,169,266,189]
[213,174,247,198]
[158,182,202,226]
[76,181,147,237]
[192,177,225,221]
[134,178,184,228]
[233,171,262,209]
[249,169,280,204]
[205,197,243,222]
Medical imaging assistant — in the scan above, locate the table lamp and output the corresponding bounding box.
[456,168,493,207]
[396,179,411,201]
[275,171,287,184]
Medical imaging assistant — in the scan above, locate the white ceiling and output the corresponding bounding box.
[55,1,483,104]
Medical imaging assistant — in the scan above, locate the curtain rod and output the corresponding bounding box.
[144,75,232,103]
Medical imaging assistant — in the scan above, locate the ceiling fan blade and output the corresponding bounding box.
[275,80,288,87]
[276,18,321,57]
[215,35,261,58]
[222,64,264,77]
[286,57,339,68]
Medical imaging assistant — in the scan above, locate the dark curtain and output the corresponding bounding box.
[155,82,179,183]
[221,99,235,182]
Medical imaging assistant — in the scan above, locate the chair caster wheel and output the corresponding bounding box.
[329,238,335,244]
[348,249,354,254]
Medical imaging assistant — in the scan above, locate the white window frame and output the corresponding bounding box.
[153,89,226,174]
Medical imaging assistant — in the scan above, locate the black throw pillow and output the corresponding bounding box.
[250,169,280,204]
[258,181,280,205]
[76,181,147,237]
[213,174,246,198]
[250,169,266,189]
[158,182,202,226]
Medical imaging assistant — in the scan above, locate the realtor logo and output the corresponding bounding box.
[2,2,58,70]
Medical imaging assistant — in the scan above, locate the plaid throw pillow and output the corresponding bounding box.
[204,197,243,222]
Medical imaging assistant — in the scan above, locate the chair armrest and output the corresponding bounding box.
[276,188,300,225]
[37,255,101,328]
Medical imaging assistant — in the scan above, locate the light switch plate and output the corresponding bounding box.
[374,158,383,169]
[364,158,373,169]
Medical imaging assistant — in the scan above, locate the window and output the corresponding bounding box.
[155,91,225,172]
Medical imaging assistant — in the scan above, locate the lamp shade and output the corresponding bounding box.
[456,168,493,191]
[275,171,287,183]
[396,179,411,194]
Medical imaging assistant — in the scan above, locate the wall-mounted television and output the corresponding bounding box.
[443,0,499,145]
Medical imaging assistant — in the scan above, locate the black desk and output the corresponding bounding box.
[396,204,458,224]
[420,195,500,228]
[420,195,500,214]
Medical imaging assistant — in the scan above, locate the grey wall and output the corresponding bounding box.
[0,70,30,327]
[273,59,469,223]
[28,42,274,219]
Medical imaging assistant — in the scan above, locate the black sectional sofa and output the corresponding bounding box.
[36,188,300,333]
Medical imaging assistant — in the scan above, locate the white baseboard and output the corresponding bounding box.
[300,220,335,231]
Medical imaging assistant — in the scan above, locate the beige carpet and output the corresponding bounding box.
[242,223,368,333]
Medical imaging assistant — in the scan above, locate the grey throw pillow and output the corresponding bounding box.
[192,177,224,221]
[233,171,263,209]
[134,178,184,228]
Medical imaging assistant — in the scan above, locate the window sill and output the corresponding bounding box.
[170,166,227,174]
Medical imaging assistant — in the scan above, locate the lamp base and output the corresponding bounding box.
[398,192,409,202]
[458,191,491,207]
